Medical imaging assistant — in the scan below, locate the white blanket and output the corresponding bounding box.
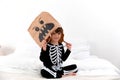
[0,38,120,79]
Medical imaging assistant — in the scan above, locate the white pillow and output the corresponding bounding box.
[65,37,91,60]
[70,51,91,60]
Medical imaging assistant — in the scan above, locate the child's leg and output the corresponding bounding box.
[41,69,55,78]
[63,64,78,75]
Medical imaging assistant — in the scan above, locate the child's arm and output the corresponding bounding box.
[62,42,72,61]
[62,49,71,61]
[39,48,47,62]
[41,40,47,51]
[39,40,47,62]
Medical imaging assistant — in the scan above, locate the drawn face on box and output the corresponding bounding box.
[33,20,55,42]
[28,12,60,47]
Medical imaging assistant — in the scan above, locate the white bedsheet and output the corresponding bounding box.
[0,53,120,77]
[0,38,120,79]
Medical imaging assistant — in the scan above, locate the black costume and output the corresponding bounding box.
[39,43,78,78]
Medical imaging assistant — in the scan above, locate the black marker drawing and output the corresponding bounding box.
[34,21,54,42]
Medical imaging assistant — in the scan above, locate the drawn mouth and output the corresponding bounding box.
[38,23,54,42]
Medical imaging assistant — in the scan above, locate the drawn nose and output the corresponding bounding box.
[39,20,44,24]
[35,27,39,31]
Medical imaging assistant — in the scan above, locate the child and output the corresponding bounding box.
[39,27,78,78]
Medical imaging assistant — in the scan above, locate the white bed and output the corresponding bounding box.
[0,36,120,80]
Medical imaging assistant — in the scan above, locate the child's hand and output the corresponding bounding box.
[41,40,47,51]
[66,42,72,51]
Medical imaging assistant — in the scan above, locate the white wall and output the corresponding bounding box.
[0,0,120,68]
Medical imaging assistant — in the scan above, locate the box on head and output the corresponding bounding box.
[28,12,61,48]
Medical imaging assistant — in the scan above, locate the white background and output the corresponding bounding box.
[0,0,120,69]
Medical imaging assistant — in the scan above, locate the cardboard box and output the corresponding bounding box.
[28,12,61,48]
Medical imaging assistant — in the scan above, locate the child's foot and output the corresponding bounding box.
[68,73,76,76]
[62,73,76,77]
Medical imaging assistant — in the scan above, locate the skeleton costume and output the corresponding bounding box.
[40,43,78,78]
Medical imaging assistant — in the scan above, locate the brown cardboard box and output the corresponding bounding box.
[28,12,61,48]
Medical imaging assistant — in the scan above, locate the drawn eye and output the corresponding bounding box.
[35,27,39,31]
[39,20,44,24]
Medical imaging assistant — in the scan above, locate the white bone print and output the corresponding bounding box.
[48,44,63,71]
